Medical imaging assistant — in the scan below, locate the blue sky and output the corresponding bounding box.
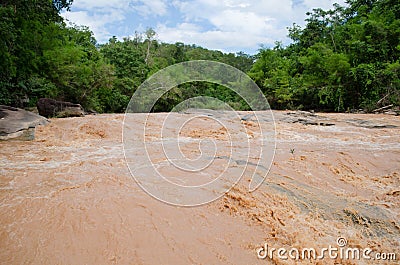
[62,0,347,55]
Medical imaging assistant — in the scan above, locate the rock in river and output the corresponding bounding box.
[0,105,48,141]
[37,98,84,118]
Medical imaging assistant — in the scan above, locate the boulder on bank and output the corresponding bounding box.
[0,105,49,141]
[37,98,84,118]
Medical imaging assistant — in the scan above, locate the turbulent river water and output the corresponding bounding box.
[1,111,399,264]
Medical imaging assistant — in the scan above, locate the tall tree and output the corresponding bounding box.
[0,0,74,106]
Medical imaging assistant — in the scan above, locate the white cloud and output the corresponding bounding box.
[62,9,125,42]
[158,0,293,52]
[156,22,277,53]
[210,10,273,34]
[62,0,170,42]
[62,0,349,53]
[161,0,348,52]
[134,0,168,16]
[223,0,250,9]
[303,0,347,10]
[62,11,107,42]
[71,0,130,10]
[70,0,168,16]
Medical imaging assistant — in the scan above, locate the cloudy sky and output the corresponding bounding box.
[61,0,347,54]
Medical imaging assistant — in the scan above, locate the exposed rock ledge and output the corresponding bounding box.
[37,98,84,118]
[0,105,48,141]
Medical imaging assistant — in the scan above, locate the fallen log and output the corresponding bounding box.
[372,104,393,113]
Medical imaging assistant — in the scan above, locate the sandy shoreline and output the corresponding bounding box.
[1,111,399,264]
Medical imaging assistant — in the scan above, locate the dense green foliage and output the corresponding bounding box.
[1,0,399,112]
[249,0,400,111]
[98,35,255,112]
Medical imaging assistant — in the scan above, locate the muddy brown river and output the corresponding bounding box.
[0,111,399,264]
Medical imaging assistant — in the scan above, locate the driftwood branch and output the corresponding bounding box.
[372,104,393,113]
[376,93,390,106]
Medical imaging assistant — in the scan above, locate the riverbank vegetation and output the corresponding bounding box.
[1,0,398,112]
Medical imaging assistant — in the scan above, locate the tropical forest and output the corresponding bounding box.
[1,0,399,113]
